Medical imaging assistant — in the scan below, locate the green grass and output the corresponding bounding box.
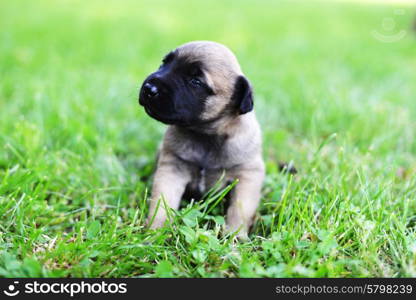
[1,0,416,277]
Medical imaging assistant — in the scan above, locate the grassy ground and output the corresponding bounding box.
[0,0,415,278]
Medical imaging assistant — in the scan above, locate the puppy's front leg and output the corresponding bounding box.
[147,154,191,229]
[226,159,265,239]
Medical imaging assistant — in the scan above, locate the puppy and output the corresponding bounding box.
[138,41,265,239]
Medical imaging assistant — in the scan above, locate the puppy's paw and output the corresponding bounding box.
[225,224,249,242]
[146,216,166,229]
[235,230,249,242]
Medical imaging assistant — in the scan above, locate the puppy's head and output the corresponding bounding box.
[139,41,253,127]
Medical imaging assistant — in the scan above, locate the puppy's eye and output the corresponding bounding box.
[189,78,202,86]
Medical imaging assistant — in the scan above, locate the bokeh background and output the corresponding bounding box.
[0,0,415,277]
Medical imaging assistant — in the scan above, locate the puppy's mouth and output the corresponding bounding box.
[144,105,198,127]
[138,89,173,124]
[139,90,195,127]
[144,106,178,125]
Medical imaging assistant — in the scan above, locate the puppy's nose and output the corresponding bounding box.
[143,82,159,98]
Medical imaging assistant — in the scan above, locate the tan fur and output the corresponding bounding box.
[146,41,265,239]
[178,41,242,122]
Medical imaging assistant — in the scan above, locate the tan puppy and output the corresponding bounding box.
[138,41,264,239]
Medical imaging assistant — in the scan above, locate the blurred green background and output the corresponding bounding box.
[0,0,415,277]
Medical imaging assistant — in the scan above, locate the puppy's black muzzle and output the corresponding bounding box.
[143,82,159,99]
[139,76,167,106]
[139,77,178,124]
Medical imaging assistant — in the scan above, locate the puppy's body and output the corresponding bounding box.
[139,41,264,238]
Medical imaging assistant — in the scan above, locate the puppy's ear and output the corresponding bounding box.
[232,75,253,114]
